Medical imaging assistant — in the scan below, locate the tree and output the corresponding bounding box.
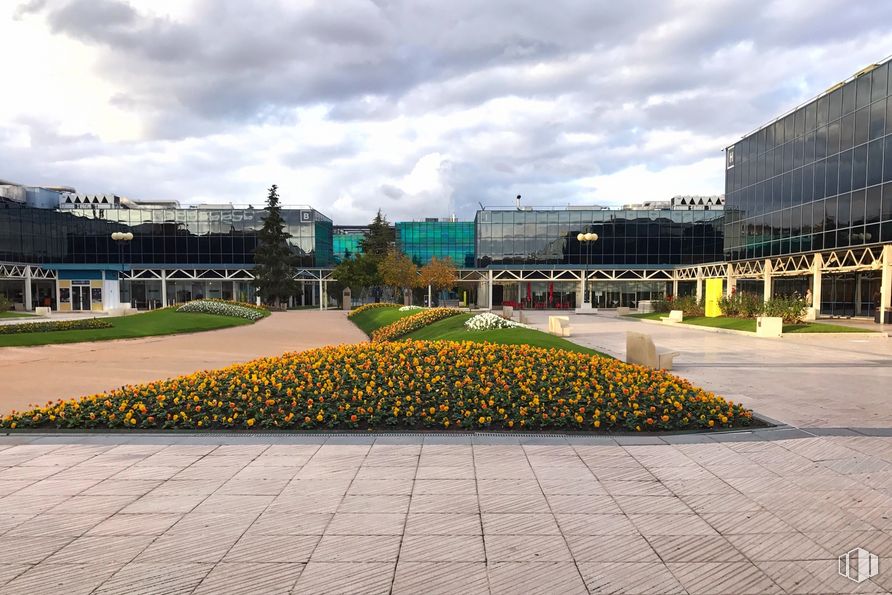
[253,184,297,307]
[379,248,418,305]
[359,210,395,259]
[419,257,457,305]
[332,252,380,295]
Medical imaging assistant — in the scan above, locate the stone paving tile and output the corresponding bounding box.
[668,561,784,594]
[0,514,34,535]
[403,513,482,535]
[0,480,34,496]
[554,513,639,535]
[192,562,304,594]
[86,513,183,536]
[82,479,162,496]
[577,561,686,594]
[246,512,332,535]
[223,533,320,563]
[310,534,402,562]
[93,562,213,594]
[324,512,406,535]
[487,561,588,594]
[484,534,573,562]
[399,534,486,562]
[392,561,488,595]
[46,534,156,565]
[565,533,660,562]
[135,531,239,564]
[646,534,747,563]
[0,535,74,564]
[0,564,29,587]
[338,494,411,513]
[293,561,395,595]
[0,562,122,595]
[409,493,478,514]
[481,513,561,535]
[119,494,207,514]
[479,492,550,514]
[45,494,137,515]
[6,513,109,537]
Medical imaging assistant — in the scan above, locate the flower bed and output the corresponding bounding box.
[464,312,531,330]
[347,302,402,318]
[0,318,113,335]
[0,340,753,432]
[176,300,266,320]
[398,305,424,312]
[205,299,268,312]
[371,308,463,342]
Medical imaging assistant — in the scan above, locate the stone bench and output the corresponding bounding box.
[34,307,52,316]
[626,331,679,370]
[616,306,631,315]
[756,316,783,337]
[660,310,683,323]
[548,315,571,337]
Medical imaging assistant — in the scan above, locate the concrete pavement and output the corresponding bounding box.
[0,310,367,414]
[524,311,892,429]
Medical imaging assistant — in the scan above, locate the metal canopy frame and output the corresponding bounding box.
[0,263,56,280]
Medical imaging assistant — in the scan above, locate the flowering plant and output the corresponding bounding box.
[0,318,112,335]
[348,302,401,318]
[371,308,463,342]
[464,312,531,330]
[0,340,753,432]
[177,300,266,320]
[398,305,424,312]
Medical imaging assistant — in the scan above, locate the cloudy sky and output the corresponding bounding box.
[2,0,891,223]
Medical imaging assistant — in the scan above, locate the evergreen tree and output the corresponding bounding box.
[359,209,395,259]
[253,185,297,307]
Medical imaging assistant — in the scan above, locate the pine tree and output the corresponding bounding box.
[253,185,297,307]
[359,209,395,259]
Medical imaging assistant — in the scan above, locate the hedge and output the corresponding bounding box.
[0,318,113,335]
[176,300,266,320]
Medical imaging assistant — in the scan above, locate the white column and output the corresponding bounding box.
[487,270,493,310]
[880,245,892,326]
[577,272,585,306]
[160,270,168,308]
[763,259,772,302]
[695,267,703,303]
[672,277,678,299]
[854,273,862,316]
[318,277,323,311]
[427,284,432,307]
[725,264,736,296]
[812,253,823,317]
[24,266,33,311]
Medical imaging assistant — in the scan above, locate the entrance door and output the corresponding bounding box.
[71,284,91,311]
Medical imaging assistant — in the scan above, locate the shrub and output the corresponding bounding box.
[673,296,704,317]
[0,318,112,335]
[371,308,463,342]
[0,295,11,312]
[0,340,754,432]
[651,298,672,313]
[718,292,763,318]
[348,302,401,318]
[465,312,531,330]
[763,294,807,324]
[176,300,266,320]
[399,305,424,312]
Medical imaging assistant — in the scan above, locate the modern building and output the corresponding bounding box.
[723,57,892,321]
[332,226,367,263]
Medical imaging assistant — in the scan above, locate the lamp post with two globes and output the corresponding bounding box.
[111,232,134,307]
[576,231,599,306]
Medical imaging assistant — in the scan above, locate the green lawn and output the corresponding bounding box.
[348,307,419,336]
[350,306,609,356]
[625,312,875,334]
[0,311,35,319]
[0,309,256,347]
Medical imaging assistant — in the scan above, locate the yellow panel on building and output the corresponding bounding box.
[57,280,72,312]
[90,280,104,312]
[704,278,724,318]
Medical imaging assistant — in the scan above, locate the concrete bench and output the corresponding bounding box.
[660,310,683,323]
[626,331,679,370]
[756,316,783,337]
[616,306,631,315]
[34,307,52,316]
[548,315,571,337]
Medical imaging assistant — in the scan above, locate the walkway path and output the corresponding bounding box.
[0,432,888,594]
[0,310,367,414]
[524,311,892,429]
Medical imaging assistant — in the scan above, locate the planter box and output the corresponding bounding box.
[756,316,783,337]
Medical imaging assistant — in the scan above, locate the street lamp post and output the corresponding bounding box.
[576,231,599,306]
[111,232,134,308]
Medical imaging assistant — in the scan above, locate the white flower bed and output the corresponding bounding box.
[177,299,265,320]
[398,305,424,311]
[464,312,531,330]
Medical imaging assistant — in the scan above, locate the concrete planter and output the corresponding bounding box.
[756,316,783,337]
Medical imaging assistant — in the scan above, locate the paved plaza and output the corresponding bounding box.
[0,310,366,414]
[0,433,889,594]
[525,311,892,429]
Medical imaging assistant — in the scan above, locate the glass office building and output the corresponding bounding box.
[725,60,892,261]
[475,208,724,267]
[724,58,892,318]
[396,221,476,267]
[332,227,366,263]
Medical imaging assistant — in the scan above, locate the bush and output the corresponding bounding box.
[0,318,112,335]
[464,312,531,330]
[348,302,401,318]
[176,300,266,320]
[0,340,754,432]
[0,295,11,312]
[717,292,763,318]
[763,294,807,324]
[651,298,672,313]
[673,296,704,317]
[371,308,463,342]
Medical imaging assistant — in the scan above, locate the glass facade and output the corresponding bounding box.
[333,232,365,263]
[396,221,476,267]
[725,59,892,261]
[475,209,724,267]
[0,204,333,267]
